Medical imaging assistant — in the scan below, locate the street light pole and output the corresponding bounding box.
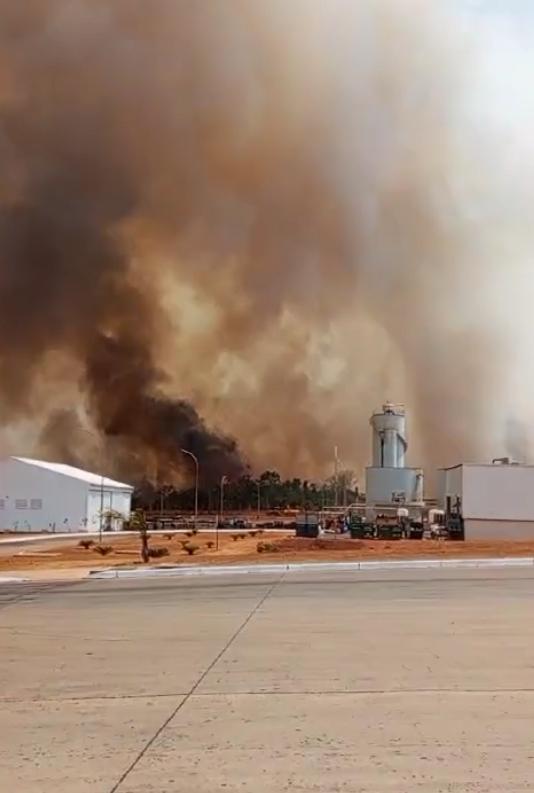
[181,449,199,530]
[99,473,104,545]
[218,475,228,551]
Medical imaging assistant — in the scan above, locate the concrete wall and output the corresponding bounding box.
[465,519,534,541]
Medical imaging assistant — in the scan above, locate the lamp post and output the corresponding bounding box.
[181,449,199,530]
[218,475,228,551]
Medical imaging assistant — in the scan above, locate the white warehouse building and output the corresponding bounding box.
[0,457,133,533]
[439,461,534,540]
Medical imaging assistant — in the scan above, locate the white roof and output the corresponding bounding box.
[12,457,134,490]
[441,462,534,471]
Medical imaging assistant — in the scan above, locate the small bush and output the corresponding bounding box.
[164,533,173,540]
[248,530,257,538]
[93,544,113,556]
[257,529,265,535]
[148,547,170,559]
[191,527,199,536]
[184,542,199,556]
[238,532,247,540]
[231,533,240,541]
[186,531,193,538]
[206,540,214,549]
[78,539,94,549]
[257,541,278,554]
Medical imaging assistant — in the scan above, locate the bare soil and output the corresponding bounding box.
[3,532,534,573]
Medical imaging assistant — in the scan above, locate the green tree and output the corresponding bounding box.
[130,509,150,563]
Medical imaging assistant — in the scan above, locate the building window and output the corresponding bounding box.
[15,499,27,509]
[30,499,43,510]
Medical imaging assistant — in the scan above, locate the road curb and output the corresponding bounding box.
[89,556,534,579]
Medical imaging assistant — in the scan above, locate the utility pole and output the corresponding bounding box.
[218,475,228,551]
[99,473,104,544]
[334,445,339,508]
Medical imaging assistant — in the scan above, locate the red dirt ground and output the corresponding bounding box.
[3,532,534,573]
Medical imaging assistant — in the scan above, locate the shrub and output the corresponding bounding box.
[257,541,278,554]
[238,532,247,540]
[231,533,240,542]
[257,529,265,535]
[248,530,257,538]
[186,531,193,538]
[206,540,214,549]
[93,544,113,556]
[148,547,169,559]
[191,527,199,536]
[184,542,199,556]
[164,533,173,540]
[78,539,94,549]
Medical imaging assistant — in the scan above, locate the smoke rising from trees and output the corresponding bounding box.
[0,1,533,485]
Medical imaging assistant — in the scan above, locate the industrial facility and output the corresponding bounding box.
[3,403,534,543]
[0,457,133,533]
[361,403,534,542]
[365,402,423,506]
[297,401,534,543]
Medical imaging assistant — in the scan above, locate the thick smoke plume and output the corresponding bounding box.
[0,1,533,486]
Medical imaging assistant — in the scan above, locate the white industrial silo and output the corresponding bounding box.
[370,401,407,468]
[365,403,423,505]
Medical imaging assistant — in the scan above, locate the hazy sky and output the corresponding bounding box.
[460,0,534,24]
[463,0,533,13]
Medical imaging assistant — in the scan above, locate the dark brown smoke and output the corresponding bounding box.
[0,1,531,486]
[0,1,252,484]
[85,334,242,483]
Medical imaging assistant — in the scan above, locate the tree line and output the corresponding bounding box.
[133,469,359,513]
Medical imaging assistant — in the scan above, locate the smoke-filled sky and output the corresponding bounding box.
[0,0,533,486]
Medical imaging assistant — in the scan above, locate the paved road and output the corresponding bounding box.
[1,567,534,792]
[0,535,86,556]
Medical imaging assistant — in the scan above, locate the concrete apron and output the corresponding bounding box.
[89,556,534,579]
